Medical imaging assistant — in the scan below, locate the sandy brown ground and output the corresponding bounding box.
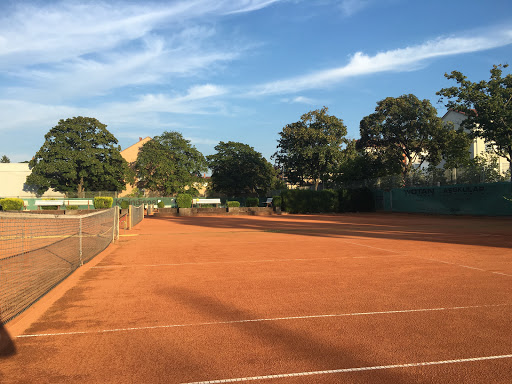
[2,213,512,383]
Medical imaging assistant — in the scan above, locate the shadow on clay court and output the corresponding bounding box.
[162,286,414,384]
[0,323,16,358]
[150,213,512,249]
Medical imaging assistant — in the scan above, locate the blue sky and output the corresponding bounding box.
[1,0,511,164]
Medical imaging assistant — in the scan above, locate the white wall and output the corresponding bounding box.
[0,164,65,198]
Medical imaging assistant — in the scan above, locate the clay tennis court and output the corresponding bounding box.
[2,213,512,383]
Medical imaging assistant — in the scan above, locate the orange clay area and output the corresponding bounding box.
[2,213,512,383]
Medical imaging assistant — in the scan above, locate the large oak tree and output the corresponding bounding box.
[207,141,275,196]
[273,107,347,190]
[134,131,207,196]
[359,94,464,180]
[26,117,130,195]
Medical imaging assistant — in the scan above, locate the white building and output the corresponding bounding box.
[0,163,65,198]
[442,110,510,175]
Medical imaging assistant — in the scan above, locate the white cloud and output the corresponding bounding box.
[0,1,278,102]
[251,28,512,95]
[339,0,371,17]
[281,96,316,104]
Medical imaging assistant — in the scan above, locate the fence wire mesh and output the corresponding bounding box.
[0,208,118,324]
[130,205,144,228]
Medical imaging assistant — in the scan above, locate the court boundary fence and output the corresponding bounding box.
[0,208,119,324]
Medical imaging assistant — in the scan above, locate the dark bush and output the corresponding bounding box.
[338,188,375,212]
[227,201,240,207]
[272,196,282,207]
[157,201,165,209]
[245,197,259,207]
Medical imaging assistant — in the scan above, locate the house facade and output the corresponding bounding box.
[442,110,510,176]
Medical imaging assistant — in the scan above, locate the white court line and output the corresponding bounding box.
[16,303,509,339]
[182,354,512,384]
[92,257,345,269]
[342,239,512,277]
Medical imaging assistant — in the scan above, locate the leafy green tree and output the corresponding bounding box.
[207,141,275,196]
[273,107,347,190]
[437,64,512,181]
[336,139,390,186]
[26,117,130,195]
[134,131,207,196]
[359,94,448,180]
[1,155,10,163]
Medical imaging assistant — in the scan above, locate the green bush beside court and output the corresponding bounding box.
[281,188,375,214]
[245,197,259,207]
[176,194,193,208]
[226,201,241,207]
[94,197,113,209]
[0,198,24,211]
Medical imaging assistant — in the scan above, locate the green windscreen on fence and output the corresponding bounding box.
[387,182,512,216]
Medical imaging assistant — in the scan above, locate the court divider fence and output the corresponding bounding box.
[0,208,119,324]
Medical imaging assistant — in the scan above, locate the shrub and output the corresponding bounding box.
[65,205,79,210]
[281,189,338,213]
[157,201,165,209]
[246,197,259,207]
[226,201,240,207]
[176,194,192,208]
[272,196,282,207]
[120,200,130,210]
[94,197,113,209]
[0,198,24,211]
[338,188,375,212]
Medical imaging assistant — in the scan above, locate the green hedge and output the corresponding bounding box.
[338,188,375,212]
[246,197,259,207]
[272,196,282,207]
[226,201,240,207]
[120,200,130,209]
[94,197,113,209]
[65,205,79,210]
[0,198,24,211]
[176,194,193,208]
[157,201,165,209]
[281,188,375,214]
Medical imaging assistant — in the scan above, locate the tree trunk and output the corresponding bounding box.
[77,177,84,197]
[314,179,319,191]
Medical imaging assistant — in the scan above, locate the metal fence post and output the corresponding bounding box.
[79,217,83,266]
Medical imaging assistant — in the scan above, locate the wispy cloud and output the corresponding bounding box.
[281,96,317,104]
[339,0,371,17]
[0,1,281,102]
[251,28,512,95]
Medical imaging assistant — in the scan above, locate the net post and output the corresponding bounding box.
[112,207,117,243]
[128,205,132,230]
[79,217,83,266]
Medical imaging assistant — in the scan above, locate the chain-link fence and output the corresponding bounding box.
[130,205,144,228]
[0,208,119,324]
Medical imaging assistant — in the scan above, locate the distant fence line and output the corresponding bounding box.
[374,182,512,216]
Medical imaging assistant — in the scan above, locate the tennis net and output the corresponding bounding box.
[0,208,119,324]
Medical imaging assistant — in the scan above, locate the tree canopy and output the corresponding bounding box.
[437,64,512,180]
[26,117,130,195]
[134,131,207,196]
[1,155,10,163]
[207,141,275,196]
[273,107,347,190]
[359,94,456,179]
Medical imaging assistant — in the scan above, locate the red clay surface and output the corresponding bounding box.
[2,213,512,383]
